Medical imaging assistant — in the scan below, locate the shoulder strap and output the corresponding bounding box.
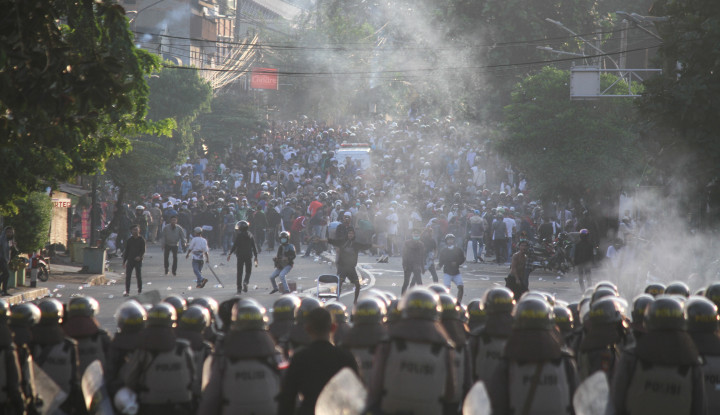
[520,362,544,415]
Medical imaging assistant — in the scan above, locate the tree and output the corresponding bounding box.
[0,0,168,212]
[497,66,642,201]
[637,0,720,200]
[105,67,212,201]
[6,192,53,253]
[197,93,264,156]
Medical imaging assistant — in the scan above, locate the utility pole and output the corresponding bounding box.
[619,19,629,71]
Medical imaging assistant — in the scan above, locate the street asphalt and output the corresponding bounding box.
[42,242,589,332]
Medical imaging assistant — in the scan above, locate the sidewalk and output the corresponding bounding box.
[3,252,123,306]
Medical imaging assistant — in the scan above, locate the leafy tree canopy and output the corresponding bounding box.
[637,0,720,190]
[497,66,643,201]
[6,192,53,253]
[197,93,264,156]
[0,0,171,213]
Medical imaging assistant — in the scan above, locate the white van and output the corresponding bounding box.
[336,143,372,171]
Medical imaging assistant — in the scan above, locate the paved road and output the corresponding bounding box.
[47,243,587,331]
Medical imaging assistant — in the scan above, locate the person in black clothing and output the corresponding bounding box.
[329,228,370,304]
[437,233,466,305]
[122,225,145,297]
[252,207,268,252]
[277,307,359,415]
[574,228,594,291]
[226,221,258,294]
[266,202,281,250]
[421,227,439,283]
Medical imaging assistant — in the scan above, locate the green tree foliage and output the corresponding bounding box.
[6,192,53,253]
[637,0,720,191]
[105,67,212,200]
[497,66,642,200]
[0,0,167,212]
[197,93,264,156]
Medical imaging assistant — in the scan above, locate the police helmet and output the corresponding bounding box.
[38,299,64,325]
[147,303,177,328]
[594,281,619,295]
[236,220,249,231]
[589,297,626,325]
[179,305,211,332]
[513,298,555,331]
[0,299,9,322]
[665,281,691,298]
[553,304,574,333]
[438,293,462,321]
[352,297,387,325]
[427,283,450,295]
[684,296,719,333]
[67,296,100,318]
[9,303,40,327]
[115,301,147,333]
[590,287,617,306]
[363,289,391,309]
[295,297,323,325]
[232,299,268,331]
[466,299,487,330]
[272,295,302,322]
[399,287,441,321]
[325,302,348,324]
[705,282,720,308]
[631,294,654,324]
[190,296,219,318]
[482,287,516,315]
[645,296,685,332]
[163,295,187,318]
[644,283,667,297]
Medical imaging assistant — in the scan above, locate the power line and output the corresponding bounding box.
[133,25,655,52]
[161,43,662,78]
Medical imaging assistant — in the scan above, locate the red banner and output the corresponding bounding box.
[250,68,279,90]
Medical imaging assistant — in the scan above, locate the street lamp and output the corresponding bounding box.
[615,11,665,41]
[545,18,621,71]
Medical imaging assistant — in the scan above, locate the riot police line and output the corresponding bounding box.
[1,279,720,415]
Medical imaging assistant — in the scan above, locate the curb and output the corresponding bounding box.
[3,288,50,305]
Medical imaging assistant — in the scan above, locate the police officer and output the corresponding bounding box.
[189,297,221,347]
[163,295,187,323]
[198,299,286,415]
[269,231,295,294]
[8,303,39,413]
[107,301,146,398]
[123,303,195,415]
[278,307,358,415]
[609,296,706,415]
[325,301,351,346]
[284,297,322,359]
[176,305,213,406]
[578,296,632,381]
[366,287,456,415]
[630,294,654,342]
[706,282,720,308]
[685,296,720,412]
[470,287,515,383]
[0,299,26,415]
[438,293,472,412]
[466,299,487,332]
[30,299,85,414]
[401,228,425,294]
[63,296,111,377]
[553,302,576,349]
[226,220,258,294]
[269,295,301,347]
[329,227,371,303]
[341,296,388,386]
[437,234,466,305]
[644,283,666,298]
[487,297,578,415]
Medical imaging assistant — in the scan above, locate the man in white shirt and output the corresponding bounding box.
[185,227,209,288]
